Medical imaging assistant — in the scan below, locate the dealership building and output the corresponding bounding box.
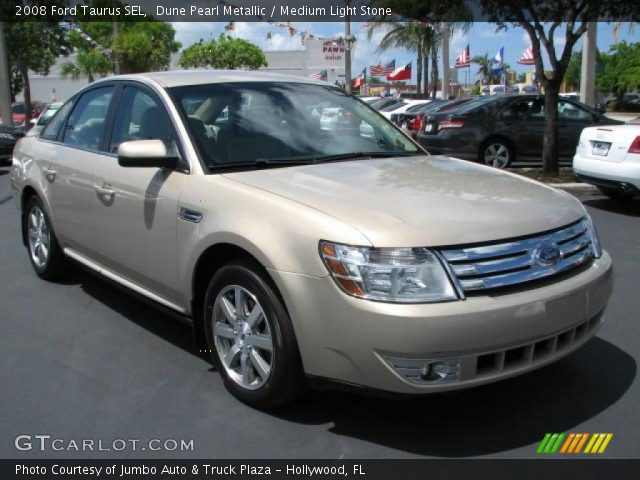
[21,38,347,103]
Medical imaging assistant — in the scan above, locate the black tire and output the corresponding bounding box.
[203,259,306,408]
[479,138,513,169]
[598,187,634,202]
[24,196,67,280]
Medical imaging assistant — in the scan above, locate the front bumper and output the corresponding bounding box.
[574,152,640,191]
[270,252,613,394]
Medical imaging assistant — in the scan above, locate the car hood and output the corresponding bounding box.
[222,156,585,247]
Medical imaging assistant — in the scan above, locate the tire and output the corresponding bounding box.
[598,187,634,202]
[203,259,306,408]
[480,138,513,169]
[24,196,67,280]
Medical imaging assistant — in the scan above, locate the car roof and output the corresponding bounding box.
[93,70,331,88]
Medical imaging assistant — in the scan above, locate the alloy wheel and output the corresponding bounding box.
[484,143,510,168]
[212,285,274,390]
[28,205,50,268]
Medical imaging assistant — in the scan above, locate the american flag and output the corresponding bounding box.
[308,70,328,81]
[505,83,515,94]
[455,45,470,69]
[370,60,395,76]
[518,46,535,65]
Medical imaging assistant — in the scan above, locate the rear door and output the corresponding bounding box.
[497,97,544,158]
[91,83,188,306]
[36,86,115,257]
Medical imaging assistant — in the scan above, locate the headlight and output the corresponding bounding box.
[320,241,458,303]
[0,133,15,140]
[583,211,602,258]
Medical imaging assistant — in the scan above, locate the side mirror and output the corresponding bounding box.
[117,139,179,169]
[594,103,606,115]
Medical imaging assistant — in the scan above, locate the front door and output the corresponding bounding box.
[91,84,187,306]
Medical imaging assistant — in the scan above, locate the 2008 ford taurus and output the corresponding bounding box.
[10,71,612,408]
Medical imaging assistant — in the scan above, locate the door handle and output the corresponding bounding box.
[94,184,115,200]
[42,167,56,181]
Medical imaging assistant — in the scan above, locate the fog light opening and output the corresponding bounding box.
[420,361,450,382]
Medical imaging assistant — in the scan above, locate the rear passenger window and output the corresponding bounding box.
[62,87,114,151]
[41,101,74,141]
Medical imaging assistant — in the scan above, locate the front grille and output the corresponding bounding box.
[439,219,594,293]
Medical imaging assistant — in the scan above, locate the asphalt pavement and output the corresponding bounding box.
[1,166,639,459]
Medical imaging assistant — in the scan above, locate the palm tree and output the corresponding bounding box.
[61,49,112,83]
[368,21,434,98]
[472,53,508,85]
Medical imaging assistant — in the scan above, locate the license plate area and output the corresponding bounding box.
[591,141,611,156]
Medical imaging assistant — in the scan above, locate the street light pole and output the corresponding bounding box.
[344,18,351,93]
[113,0,121,74]
[0,22,12,125]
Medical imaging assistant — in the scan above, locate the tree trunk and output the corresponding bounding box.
[542,86,560,175]
[88,73,95,83]
[423,53,428,97]
[430,47,438,99]
[416,45,422,98]
[18,60,31,126]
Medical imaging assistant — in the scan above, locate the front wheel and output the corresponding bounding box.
[480,139,513,169]
[203,260,306,408]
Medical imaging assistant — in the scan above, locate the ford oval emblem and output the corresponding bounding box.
[532,243,563,267]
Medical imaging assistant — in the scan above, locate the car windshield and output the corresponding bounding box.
[169,82,421,171]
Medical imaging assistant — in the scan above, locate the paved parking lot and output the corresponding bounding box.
[1,166,639,459]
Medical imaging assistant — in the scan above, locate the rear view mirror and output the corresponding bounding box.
[594,103,606,115]
[117,140,179,169]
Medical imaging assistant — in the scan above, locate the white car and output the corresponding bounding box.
[379,99,431,119]
[573,124,640,200]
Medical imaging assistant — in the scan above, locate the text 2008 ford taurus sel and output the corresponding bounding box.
[11,71,613,408]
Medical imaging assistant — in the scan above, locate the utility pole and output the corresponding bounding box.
[344,18,351,93]
[580,22,597,107]
[0,22,12,126]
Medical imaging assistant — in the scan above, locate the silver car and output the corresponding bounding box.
[11,71,613,408]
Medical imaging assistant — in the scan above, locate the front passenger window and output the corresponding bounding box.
[62,87,114,150]
[109,86,178,154]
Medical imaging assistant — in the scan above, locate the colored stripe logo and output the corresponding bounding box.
[537,433,613,454]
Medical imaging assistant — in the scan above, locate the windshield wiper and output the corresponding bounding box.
[208,158,318,171]
[311,151,422,163]
[208,151,422,172]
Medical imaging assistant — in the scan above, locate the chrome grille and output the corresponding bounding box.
[440,219,595,292]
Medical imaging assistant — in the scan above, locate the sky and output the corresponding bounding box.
[172,21,639,85]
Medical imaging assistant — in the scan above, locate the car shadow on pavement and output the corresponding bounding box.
[583,197,640,217]
[66,264,209,362]
[270,337,635,457]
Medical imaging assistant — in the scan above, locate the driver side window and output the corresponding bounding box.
[62,87,114,151]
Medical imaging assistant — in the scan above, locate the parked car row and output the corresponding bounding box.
[414,94,623,168]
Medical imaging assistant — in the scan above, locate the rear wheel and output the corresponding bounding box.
[598,187,634,201]
[203,259,306,408]
[480,139,513,169]
[25,196,67,280]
